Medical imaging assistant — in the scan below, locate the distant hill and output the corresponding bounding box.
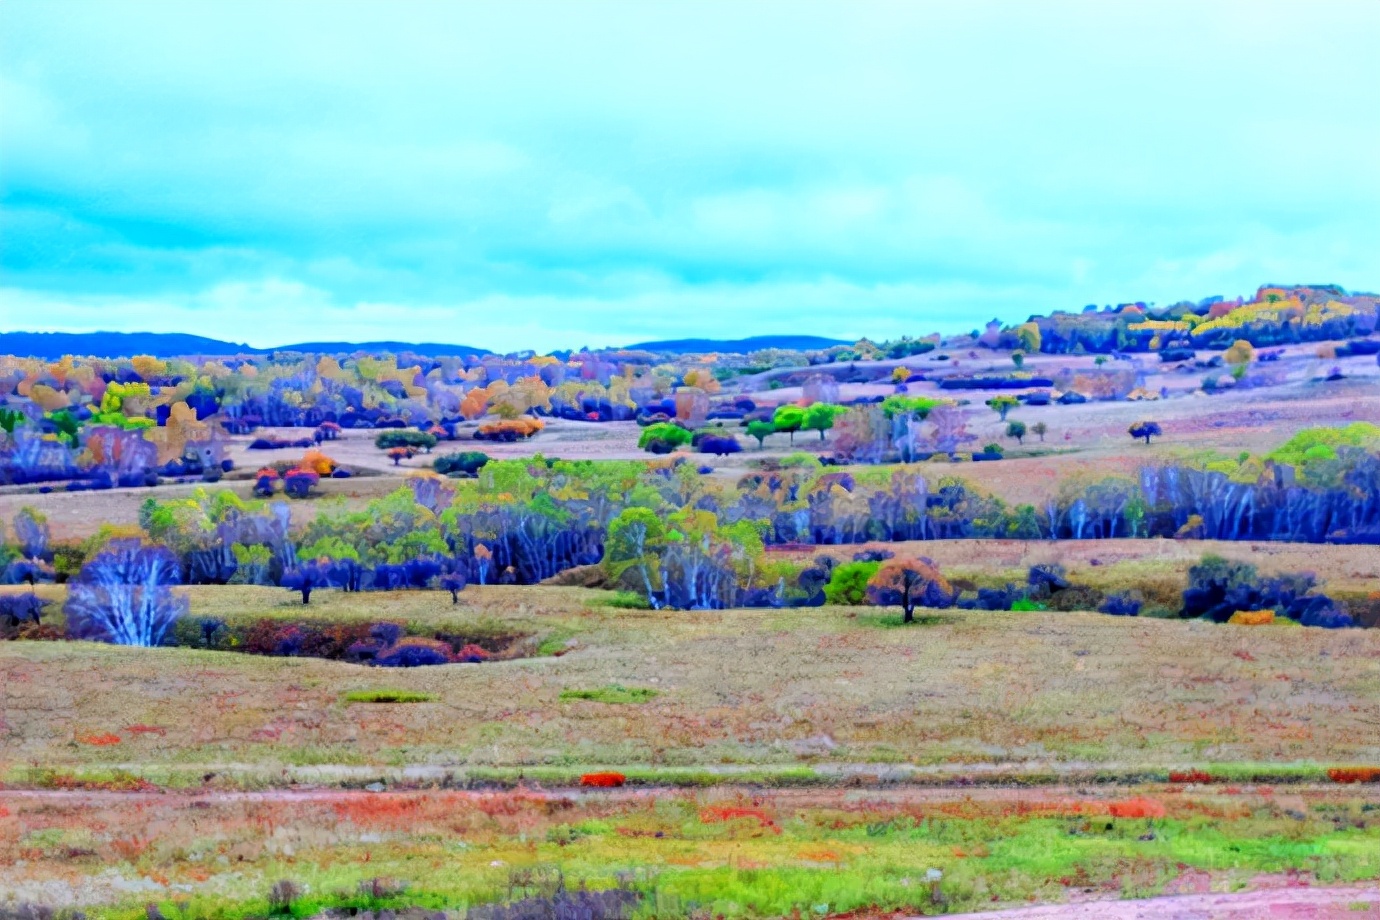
[623,335,850,354]
[0,332,491,360]
[274,340,491,358]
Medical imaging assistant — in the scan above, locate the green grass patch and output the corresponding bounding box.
[343,689,437,704]
[560,684,660,704]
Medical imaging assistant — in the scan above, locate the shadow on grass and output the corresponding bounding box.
[855,611,951,629]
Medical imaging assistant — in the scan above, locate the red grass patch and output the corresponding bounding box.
[332,794,425,826]
[699,805,778,831]
[580,772,626,788]
[1327,767,1380,784]
[1169,770,1213,784]
[124,724,166,736]
[1107,798,1167,819]
[76,733,121,746]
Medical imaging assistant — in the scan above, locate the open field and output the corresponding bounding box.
[4,782,1380,918]
[5,582,1380,784]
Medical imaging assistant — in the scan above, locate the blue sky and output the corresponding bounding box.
[2,1,1377,353]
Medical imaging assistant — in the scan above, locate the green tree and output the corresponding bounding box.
[803,403,845,441]
[772,405,806,444]
[1006,420,1027,444]
[824,561,881,605]
[1031,421,1048,442]
[745,419,776,449]
[986,396,1019,421]
[638,422,692,454]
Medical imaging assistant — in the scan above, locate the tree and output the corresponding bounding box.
[0,408,25,437]
[803,403,845,441]
[1006,420,1027,445]
[773,405,806,444]
[1011,352,1025,369]
[282,559,331,604]
[866,557,953,624]
[64,539,187,646]
[1031,421,1048,442]
[433,451,490,477]
[1015,322,1041,354]
[986,396,1018,421]
[745,419,776,449]
[13,507,50,560]
[824,561,881,605]
[440,571,467,604]
[1129,420,1162,444]
[638,422,692,454]
[375,430,438,452]
[604,507,666,608]
[1224,339,1254,368]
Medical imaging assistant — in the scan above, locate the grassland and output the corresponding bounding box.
[5,784,1380,918]
[4,579,1380,787]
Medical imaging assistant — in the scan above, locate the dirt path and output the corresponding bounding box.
[941,883,1380,918]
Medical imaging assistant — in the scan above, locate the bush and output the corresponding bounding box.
[638,422,692,454]
[579,772,626,787]
[475,418,545,441]
[282,467,320,499]
[433,451,491,477]
[1099,592,1143,616]
[374,430,439,451]
[374,637,455,667]
[697,434,742,456]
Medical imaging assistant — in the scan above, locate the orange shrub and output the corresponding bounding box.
[477,417,545,440]
[1227,609,1274,626]
[299,449,337,475]
[1327,767,1380,784]
[1107,798,1166,819]
[76,733,121,746]
[580,772,626,788]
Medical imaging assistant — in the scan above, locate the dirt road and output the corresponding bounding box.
[944,883,1380,918]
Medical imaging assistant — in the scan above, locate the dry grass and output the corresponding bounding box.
[2,784,1377,917]
[3,583,1379,784]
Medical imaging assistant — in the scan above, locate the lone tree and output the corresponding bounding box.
[1006,420,1027,445]
[1031,421,1048,441]
[745,419,776,449]
[986,396,1019,421]
[866,557,954,624]
[440,571,467,604]
[64,539,187,647]
[1129,420,1163,444]
[282,559,332,604]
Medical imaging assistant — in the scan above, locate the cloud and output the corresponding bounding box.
[1,0,1378,346]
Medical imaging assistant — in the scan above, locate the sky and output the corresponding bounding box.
[2,1,1378,353]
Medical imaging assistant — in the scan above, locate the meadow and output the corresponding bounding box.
[3,287,1380,917]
